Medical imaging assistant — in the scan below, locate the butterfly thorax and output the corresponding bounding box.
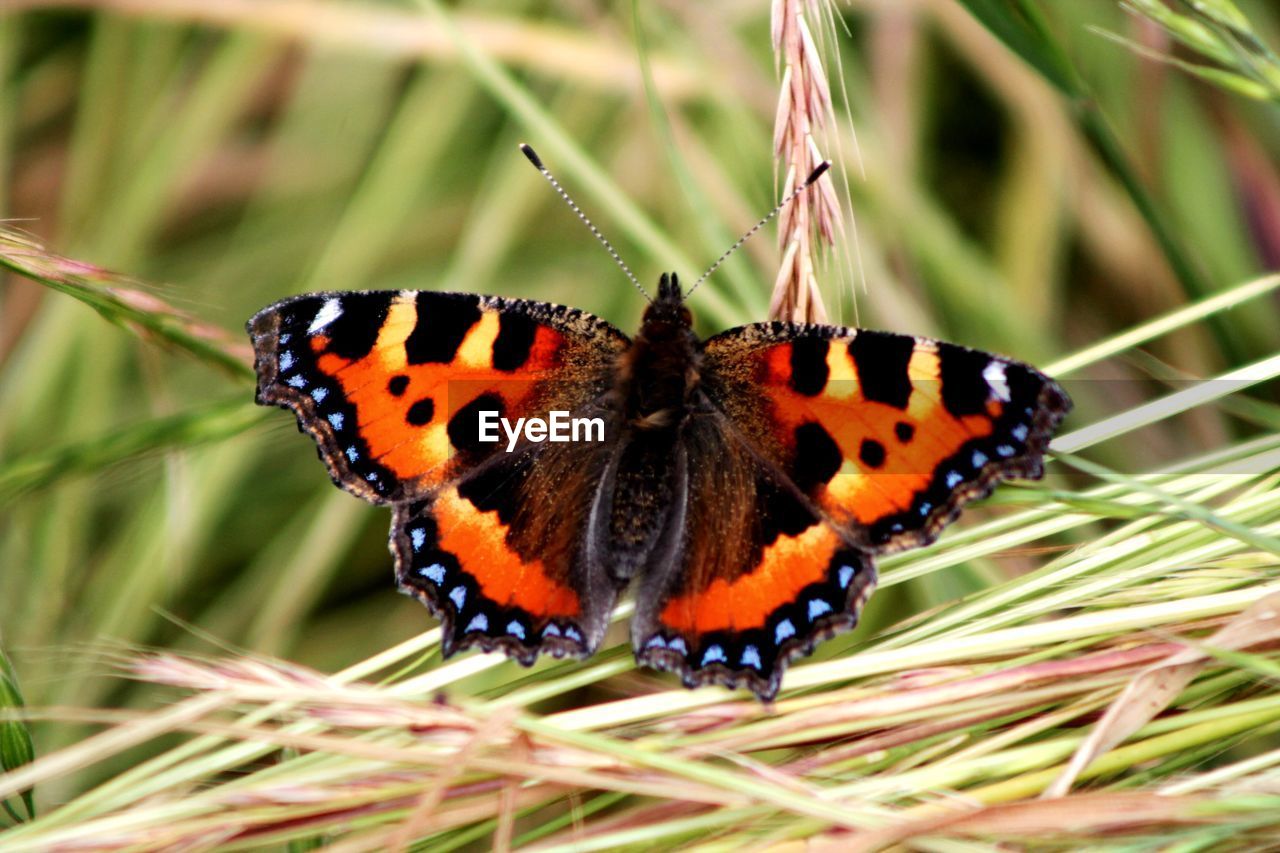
[619,273,702,431]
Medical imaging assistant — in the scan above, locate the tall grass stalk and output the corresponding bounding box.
[770,0,842,322]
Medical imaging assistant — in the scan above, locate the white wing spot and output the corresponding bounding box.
[983,360,1011,402]
[308,298,343,334]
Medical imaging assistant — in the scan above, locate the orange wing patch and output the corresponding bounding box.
[432,487,580,618]
[659,522,840,634]
[758,335,996,526]
[312,295,569,485]
[393,481,597,664]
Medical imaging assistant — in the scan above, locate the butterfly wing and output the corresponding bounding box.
[630,412,875,700]
[393,430,624,661]
[249,290,630,659]
[699,324,1071,551]
[631,323,1069,700]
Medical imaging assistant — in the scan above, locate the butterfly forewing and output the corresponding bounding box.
[249,290,628,502]
[701,323,1071,553]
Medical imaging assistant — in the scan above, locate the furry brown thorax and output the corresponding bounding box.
[623,273,701,429]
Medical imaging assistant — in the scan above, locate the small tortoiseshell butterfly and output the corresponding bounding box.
[248,147,1070,700]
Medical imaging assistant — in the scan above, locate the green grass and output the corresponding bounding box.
[2,0,1280,848]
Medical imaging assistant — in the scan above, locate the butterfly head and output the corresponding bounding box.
[642,272,693,333]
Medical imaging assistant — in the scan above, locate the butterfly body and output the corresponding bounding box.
[249,274,1069,700]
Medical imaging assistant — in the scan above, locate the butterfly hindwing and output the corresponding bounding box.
[701,323,1071,552]
[248,290,628,504]
[393,434,623,662]
[631,414,876,700]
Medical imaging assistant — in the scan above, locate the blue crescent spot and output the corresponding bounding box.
[310,387,328,403]
[507,621,526,640]
[565,626,583,642]
[543,624,562,637]
[918,501,933,516]
[279,333,291,345]
[418,563,445,584]
[972,450,988,468]
[645,635,667,650]
[741,645,763,669]
[327,413,344,430]
[997,444,1016,457]
[278,351,295,371]
[701,645,727,665]
[465,613,489,633]
[345,446,359,462]
[808,598,833,620]
[1011,423,1029,441]
[668,637,688,654]
[775,619,796,643]
[946,471,964,488]
[838,564,856,589]
[448,586,466,609]
[410,528,426,552]
[287,375,307,389]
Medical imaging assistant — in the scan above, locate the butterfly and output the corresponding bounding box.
[247,148,1071,701]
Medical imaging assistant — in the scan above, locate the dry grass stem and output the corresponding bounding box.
[1047,590,1280,796]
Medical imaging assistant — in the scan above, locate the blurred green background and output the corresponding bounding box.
[1,0,1278,799]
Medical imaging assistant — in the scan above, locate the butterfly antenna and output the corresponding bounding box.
[520,144,650,301]
[687,160,832,297]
